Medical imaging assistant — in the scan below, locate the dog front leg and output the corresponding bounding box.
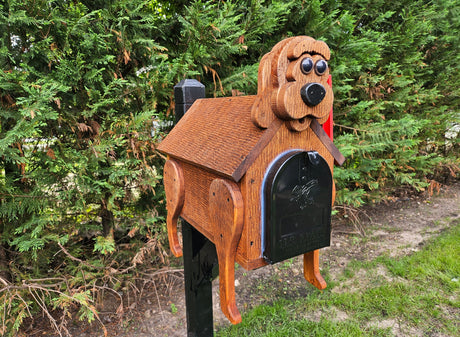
[209,179,244,324]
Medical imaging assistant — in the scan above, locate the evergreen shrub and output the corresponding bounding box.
[0,0,458,334]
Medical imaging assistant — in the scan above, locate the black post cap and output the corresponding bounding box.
[174,79,205,123]
[174,79,205,105]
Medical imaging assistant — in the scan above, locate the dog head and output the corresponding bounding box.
[251,36,332,131]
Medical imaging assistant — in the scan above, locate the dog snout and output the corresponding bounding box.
[300,83,326,107]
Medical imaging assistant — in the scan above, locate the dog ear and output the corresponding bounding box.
[251,37,299,129]
[251,53,275,128]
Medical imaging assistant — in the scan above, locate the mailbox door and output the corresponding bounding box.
[263,151,332,264]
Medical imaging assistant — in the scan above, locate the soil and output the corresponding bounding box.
[24,182,460,337]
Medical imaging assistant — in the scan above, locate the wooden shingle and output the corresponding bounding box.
[157,96,283,182]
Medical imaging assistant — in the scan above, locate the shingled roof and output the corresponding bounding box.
[157,96,282,182]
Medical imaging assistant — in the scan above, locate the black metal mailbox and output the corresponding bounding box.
[263,150,332,264]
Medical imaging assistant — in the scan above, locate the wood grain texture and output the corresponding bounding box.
[179,162,216,241]
[310,119,346,166]
[251,52,276,129]
[236,123,334,269]
[158,96,281,182]
[163,158,185,257]
[303,249,327,290]
[286,117,312,132]
[287,38,331,60]
[159,38,342,325]
[273,54,332,124]
[209,179,244,324]
[273,36,306,88]
[169,123,335,271]
[249,36,333,131]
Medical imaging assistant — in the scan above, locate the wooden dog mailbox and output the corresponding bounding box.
[158,36,345,325]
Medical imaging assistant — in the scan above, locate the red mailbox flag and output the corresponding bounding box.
[322,75,334,141]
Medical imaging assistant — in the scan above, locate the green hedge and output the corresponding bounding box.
[0,0,458,334]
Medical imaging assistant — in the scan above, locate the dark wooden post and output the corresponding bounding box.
[174,79,218,337]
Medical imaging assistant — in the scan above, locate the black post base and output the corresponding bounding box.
[182,221,219,337]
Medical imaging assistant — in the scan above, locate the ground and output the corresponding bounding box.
[25,183,459,336]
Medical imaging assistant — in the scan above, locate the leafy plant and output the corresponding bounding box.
[0,0,458,335]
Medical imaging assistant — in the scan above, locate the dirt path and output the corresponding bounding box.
[58,183,459,337]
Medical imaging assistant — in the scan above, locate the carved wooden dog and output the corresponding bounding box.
[158,36,345,324]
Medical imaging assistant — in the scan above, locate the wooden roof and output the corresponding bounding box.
[157,96,283,182]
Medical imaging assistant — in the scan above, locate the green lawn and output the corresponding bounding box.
[217,220,460,336]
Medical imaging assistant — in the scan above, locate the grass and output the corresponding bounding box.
[217,220,460,337]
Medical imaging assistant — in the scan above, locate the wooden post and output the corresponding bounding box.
[174,79,218,337]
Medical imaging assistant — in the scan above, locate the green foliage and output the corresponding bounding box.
[0,0,459,334]
[334,115,442,206]
[93,235,116,255]
[281,0,460,206]
[0,0,167,334]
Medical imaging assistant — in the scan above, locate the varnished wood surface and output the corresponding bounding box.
[163,158,185,257]
[273,51,333,124]
[209,179,244,324]
[166,120,336,271]
[159,36,343,325]
[158,96,282,182]
[236,123,334,269]
[251,52,276,129]
[250,36,333,130]
[304,250,327,290]
[287,37,331,61]
[310,119,346,166]
[179,162,216,241]
[172,161,264,271]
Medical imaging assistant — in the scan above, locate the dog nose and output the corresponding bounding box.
[300,83,326,107]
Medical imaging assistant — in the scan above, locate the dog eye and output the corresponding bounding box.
[315,60,328,75]
[300,57,314,74]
